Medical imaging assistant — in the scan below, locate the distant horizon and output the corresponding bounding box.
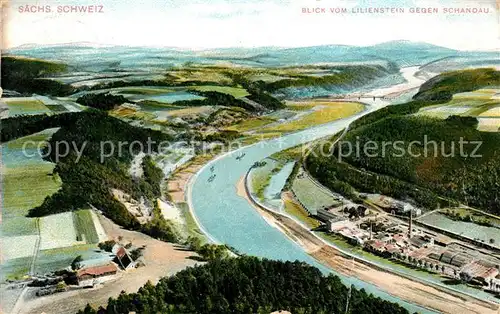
[4,0,498,51]
[5,39,498,53]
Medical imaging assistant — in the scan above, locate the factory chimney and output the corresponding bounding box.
[408,210,413,239]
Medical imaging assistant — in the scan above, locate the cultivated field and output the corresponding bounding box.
[4,99,50,117]
[260,102,363,133]
[417,88,500,124]
[39,212,81,250]
[479,106,500,117]
[188,85,249,98]
[2,235,39,261]
[73,209,101,244]
[225,117,276,132]
[291,168,341,214]
[1,130,108,281]
[478,118,500,132]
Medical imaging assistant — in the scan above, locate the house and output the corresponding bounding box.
[77,263,118,287]
[113,246,134,269]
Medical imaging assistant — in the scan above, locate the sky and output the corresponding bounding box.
[3,0,499,50]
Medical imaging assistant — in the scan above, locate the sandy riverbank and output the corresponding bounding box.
[167,154,214,202]
[236,176,499,314]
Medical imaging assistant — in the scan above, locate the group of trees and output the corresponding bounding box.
[78,256,409,314]
[185,236,230,261]
[76,92,129,110]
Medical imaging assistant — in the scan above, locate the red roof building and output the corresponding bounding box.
[77,263,118,283]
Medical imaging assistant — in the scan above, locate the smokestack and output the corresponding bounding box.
[408,210,413,239]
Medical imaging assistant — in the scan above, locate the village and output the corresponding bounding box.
[314,194,500,294]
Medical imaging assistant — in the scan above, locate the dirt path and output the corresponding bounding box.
[19,214,199,314]
[236,176,499,314]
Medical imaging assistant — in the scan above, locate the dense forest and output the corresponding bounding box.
[261,64,398,92]
[307,68,500,213]
[1,56,75,96]
[78,256,409,314]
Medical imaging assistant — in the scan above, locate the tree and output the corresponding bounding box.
[98,240,117,252]
[71,255,83,271]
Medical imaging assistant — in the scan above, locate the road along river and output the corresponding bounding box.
[188,67,447,313]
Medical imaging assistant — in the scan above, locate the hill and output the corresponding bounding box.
[6,40,498,70]
[1,56,75,96]
[306,68,500,213]
[1,110,181,242]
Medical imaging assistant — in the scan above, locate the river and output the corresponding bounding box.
[188,67,436,313]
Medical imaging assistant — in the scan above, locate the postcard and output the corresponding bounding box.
[1,1,499,313]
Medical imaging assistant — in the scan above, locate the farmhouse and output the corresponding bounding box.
[114,246,134,269]
[77,263,118,287]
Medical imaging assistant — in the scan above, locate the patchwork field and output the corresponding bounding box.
[34,244,107,275]
[2,130,62,236]
[2,235,39,260]
[115,87,175,95]
[248,73,292,82]
[4,98,50,117]
[164,105,216,118]
[417,88,500,126]
[39,212,80,250]
[417,105,471,119]
[1,130,108,281]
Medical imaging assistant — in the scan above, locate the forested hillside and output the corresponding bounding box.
[1,110,180,241]
[307,68,500,213]
[78,256,409,314]
[1,56,75,96]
